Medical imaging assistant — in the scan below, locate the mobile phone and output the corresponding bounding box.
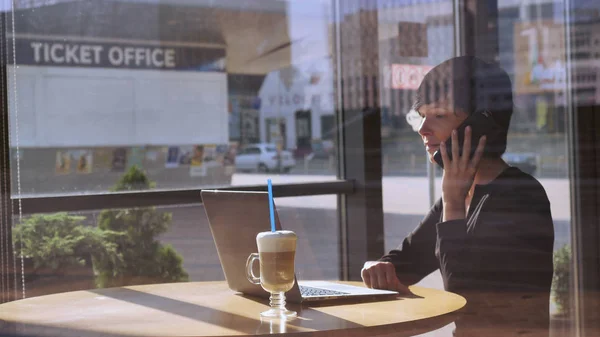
[433,110,504,169]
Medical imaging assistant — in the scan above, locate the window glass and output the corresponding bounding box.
[14,194,339,298]
[7,0,339,197]
[4,0,343,303]
[379,0,457,292]
[503,1,574,329]
[379,0,581,335]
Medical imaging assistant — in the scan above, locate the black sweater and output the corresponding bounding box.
[380,167,554,296]
[380,167,555,334]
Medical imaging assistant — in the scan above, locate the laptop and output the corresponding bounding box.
[201,190,398,302]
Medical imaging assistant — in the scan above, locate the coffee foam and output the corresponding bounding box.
[256,230,297,252]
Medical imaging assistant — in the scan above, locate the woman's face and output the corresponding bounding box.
[417,102,468,163]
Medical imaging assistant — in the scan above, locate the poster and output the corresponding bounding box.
[215,144,228,165]
[514,21,566,94]
[94,148,113,169]
[55,150,71,174]
[178,146,193,165]
[111,148,127,172]
[75,150,93,174]
[165,146,180,168]
[189,145,206,177]
[224,142,238,176]
[203,144,216,164]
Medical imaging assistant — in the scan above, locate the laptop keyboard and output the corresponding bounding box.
[299,285,349,297]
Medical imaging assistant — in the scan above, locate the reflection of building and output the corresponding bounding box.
[571,21,600,61]
[227,74,264,146]
[228,95,261,145]
[8,0,297,149]
[258,57,335,154]
[570,22,600,107]
[5,0,298,193]
[366,0,600,135]
[378,16,453,134]
[570,60,600,107]
[8,0,230,148]
[512,19,600,131]
[514,21,567,95]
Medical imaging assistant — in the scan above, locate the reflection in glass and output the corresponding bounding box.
[12,193,338,298]
[7,0,339,197]
[377,0,581,335]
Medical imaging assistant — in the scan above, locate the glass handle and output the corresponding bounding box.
[246,253,260,284]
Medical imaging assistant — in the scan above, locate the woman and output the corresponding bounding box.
[362,56,554,334]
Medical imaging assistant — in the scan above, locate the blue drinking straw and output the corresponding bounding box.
[267,179,276,232]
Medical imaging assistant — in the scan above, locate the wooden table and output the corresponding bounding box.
[0,281,466,337]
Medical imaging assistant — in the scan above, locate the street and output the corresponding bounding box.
[231,173,571,221]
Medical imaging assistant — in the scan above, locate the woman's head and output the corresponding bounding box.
[411,56,514,162]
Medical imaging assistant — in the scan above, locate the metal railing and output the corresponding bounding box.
[14,180,355,214]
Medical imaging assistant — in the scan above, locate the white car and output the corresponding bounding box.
[235,143,296,173]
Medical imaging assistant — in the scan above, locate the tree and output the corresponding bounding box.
[13,213,123,296]
[13,213,121,273]
[94,165,188,287]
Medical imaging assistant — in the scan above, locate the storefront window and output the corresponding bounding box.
[7,0,340,197]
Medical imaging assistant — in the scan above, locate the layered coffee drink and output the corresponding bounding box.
[246,230,298,318]
[256,230,297,293]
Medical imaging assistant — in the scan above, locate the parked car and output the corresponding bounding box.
[503,152,537,175]
[235,143,296,173]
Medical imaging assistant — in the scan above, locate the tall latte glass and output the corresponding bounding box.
[246,230,297,319]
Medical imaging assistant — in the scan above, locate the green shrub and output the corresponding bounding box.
[13,166,189,289]
[94,166,189,287]
[552,244,572,315]
[13,213,122,273]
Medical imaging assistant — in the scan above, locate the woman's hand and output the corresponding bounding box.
[361,261,410,294]
[440,126,486,221]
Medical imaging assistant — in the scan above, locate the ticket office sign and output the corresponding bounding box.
[10,38,226,72]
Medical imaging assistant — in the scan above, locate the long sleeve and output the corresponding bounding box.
[435,184,555,293]
[379,168,554,297]
[438,180,555,335]
[378,199,444,285]
[380,168,555,334]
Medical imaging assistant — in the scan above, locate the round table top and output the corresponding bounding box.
[0,281,466,337]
